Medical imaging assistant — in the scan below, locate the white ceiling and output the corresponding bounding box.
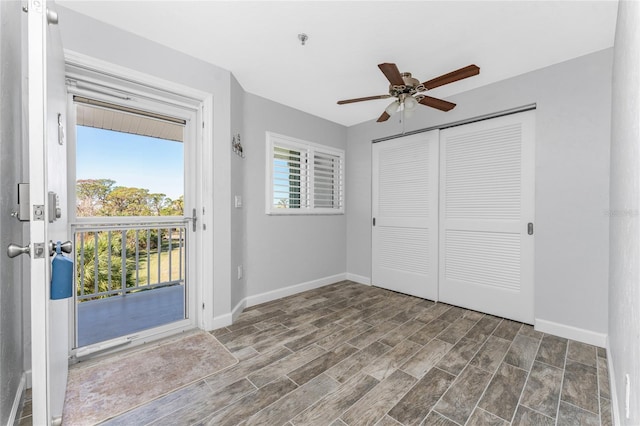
[58,1,619,127]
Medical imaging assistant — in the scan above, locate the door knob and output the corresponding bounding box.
[48,240,72,256]
[7,243,30,258]
[46,8,58,25]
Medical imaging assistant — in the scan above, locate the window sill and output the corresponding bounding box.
[266,210,344,216]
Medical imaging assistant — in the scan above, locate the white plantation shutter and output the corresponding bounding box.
[272,144,307,209]
[266,132,344,214]
[313,151,344,210]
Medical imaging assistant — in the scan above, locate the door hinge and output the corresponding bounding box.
[372,217,376,226]
[192,208,197,232]
[528,222,534,235]
[202,303,205,310]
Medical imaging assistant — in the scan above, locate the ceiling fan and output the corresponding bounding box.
[337,63,480,122]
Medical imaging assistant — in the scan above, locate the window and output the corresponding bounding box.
[266,132,344,215]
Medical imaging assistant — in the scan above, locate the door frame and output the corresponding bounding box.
[63,51,215,357]
[27,2,53,423]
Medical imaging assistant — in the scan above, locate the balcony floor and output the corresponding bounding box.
[77,285,185,347]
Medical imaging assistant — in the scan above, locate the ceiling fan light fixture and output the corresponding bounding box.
[385,100,400,115]
[403,95,418,111]
[404,108,415,119]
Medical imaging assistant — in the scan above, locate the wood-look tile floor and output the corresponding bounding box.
[24,281,613,425]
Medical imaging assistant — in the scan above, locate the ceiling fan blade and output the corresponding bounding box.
[418,95,456,111]
[337,94,391,105]
[376,111,391,122]
[378,63,405,86]
[422,64,480,90]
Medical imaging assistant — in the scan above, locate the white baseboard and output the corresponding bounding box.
[231,299,247,323]
[211,312,233,330]
[211,299,246,330]
[534,318,607,347]
[346,273,371,285]
[245,273,347,308]
[7,373,26,426]
[606,338,621,426]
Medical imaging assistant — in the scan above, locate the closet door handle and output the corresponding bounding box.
[527,223,534,235]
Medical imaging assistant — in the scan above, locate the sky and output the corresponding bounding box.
[76,126,184,200]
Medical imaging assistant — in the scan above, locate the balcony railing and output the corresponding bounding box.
[72,220,187,301]
[72,220,189,347]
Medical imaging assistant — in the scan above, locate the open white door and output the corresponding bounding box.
[439,110,535,323]
[27,0,69,424]
[372,131,439,300]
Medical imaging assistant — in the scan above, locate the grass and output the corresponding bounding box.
[135,241,185,286]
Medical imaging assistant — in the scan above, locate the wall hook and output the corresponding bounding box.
[232,134,245,158]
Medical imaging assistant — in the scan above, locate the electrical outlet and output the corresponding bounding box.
[237,265,243,280]
[625,373,631,419]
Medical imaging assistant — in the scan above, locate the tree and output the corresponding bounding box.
[76,179,115,217]
[76,179,183,217]
[148,193,167,216]
[101,187,153,216]
[160,195,184,216]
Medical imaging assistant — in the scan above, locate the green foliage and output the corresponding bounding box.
[76,179,115,216]
[161,196,184,216]
[102,187,155,216]
[76,179,183,217]
[75,179,184,299]
[76,228,172,300]
[76,232,135,300]
[148,193,167,216]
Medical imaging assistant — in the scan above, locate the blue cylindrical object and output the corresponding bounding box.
[51,242,73,300]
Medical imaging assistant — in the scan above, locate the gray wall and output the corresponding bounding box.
[243,93,347,299]
[0,0,25,422]
[609,1,640,423]
[347,49,612,336]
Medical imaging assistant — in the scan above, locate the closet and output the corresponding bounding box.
[372,110,535,323]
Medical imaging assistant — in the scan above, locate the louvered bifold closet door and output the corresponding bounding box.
[439,110,535,323]
[372,130,439,300]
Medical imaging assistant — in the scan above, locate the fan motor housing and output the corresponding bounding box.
[389,72,425,97]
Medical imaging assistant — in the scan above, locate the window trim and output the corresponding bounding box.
[266,132,345,215]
